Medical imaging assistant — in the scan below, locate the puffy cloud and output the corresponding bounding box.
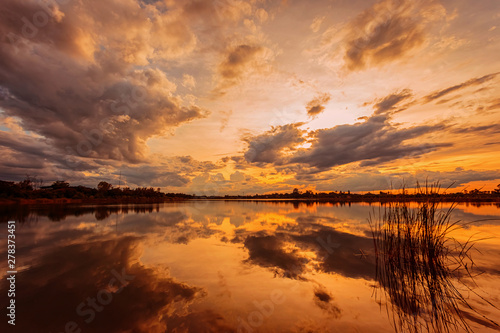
[306,93,331,117]
[243,123,306,165]
[0,0,208,165]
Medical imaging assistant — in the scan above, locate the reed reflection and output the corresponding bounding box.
[371,201,500,333]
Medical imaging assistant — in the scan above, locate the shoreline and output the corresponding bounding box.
[0,197,189,205]
[1,196,499,205]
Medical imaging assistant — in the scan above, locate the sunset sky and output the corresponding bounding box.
[1,0,499,194]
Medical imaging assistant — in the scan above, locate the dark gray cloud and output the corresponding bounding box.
[243,123,306,165]
[306,93,331,117]
[313,287,342,318]
[290,113,450,170]
[244,234,308,278]
[239,220,376,280]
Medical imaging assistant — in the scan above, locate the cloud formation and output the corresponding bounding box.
[243,123,306,165]
[4,235,218,333]
[371,89,414,114]
[292,114,449,169]
[341,0,446,71]
[306,93,331,117]
[214,43,272,95]
[241,111,449,171]
[0,0,210,165]
[423,72,500,103]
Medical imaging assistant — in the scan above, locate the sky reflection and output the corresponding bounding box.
[0,201,499,332]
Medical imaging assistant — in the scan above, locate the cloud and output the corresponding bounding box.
[0,0,209,165]
[4,235,219,333]
[0,132,223,188]
[219,109,233,132]
[310,16,325,33]
[230,171,246,182]
[371,89,413,114]
[182,74,196,89]
[313,168,500,192]
[340,0,446,71]
[219,44,264,80]
[215,43,272,94]
[306,93,331,117]
[119,166,190,188]
[423,72,500,103]
[244,234,308,278]
[0,129,103,182]
[450,123,500,135]
[413,168,500,188]
[255,8,269,23]
[290,113,450,170]
[238,219,377,280]
[244,123,306,165]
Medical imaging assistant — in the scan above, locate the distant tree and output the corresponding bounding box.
[51,180,70,189]
[494,184,500,194]
[18,176,34,191]
[21,175,43,190]
[470,189,480,195]
[97,181,113,192]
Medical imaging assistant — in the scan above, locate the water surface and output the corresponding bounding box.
[1,201,500,332]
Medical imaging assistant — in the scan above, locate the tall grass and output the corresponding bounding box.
[369,183,499,333]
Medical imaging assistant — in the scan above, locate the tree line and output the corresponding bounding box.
[0,176,192,200]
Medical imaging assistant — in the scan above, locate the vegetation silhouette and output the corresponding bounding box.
[370,183,500,333]
[0,177,191,203]
[1,175,500,204]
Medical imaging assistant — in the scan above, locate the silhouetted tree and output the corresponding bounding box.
[494,184,500,194]
[97,181,112,192]
[18,177,34,191]
[51,180,70,189]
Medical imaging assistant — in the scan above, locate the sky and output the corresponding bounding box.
[0,0,499,195]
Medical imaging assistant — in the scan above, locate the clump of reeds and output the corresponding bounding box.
[370,182,499,333]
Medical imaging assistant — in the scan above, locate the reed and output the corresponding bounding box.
[370,182,499,333]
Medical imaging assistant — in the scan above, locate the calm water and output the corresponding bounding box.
[1,201,500,332]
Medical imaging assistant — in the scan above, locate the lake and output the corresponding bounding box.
[1,200,500,332]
